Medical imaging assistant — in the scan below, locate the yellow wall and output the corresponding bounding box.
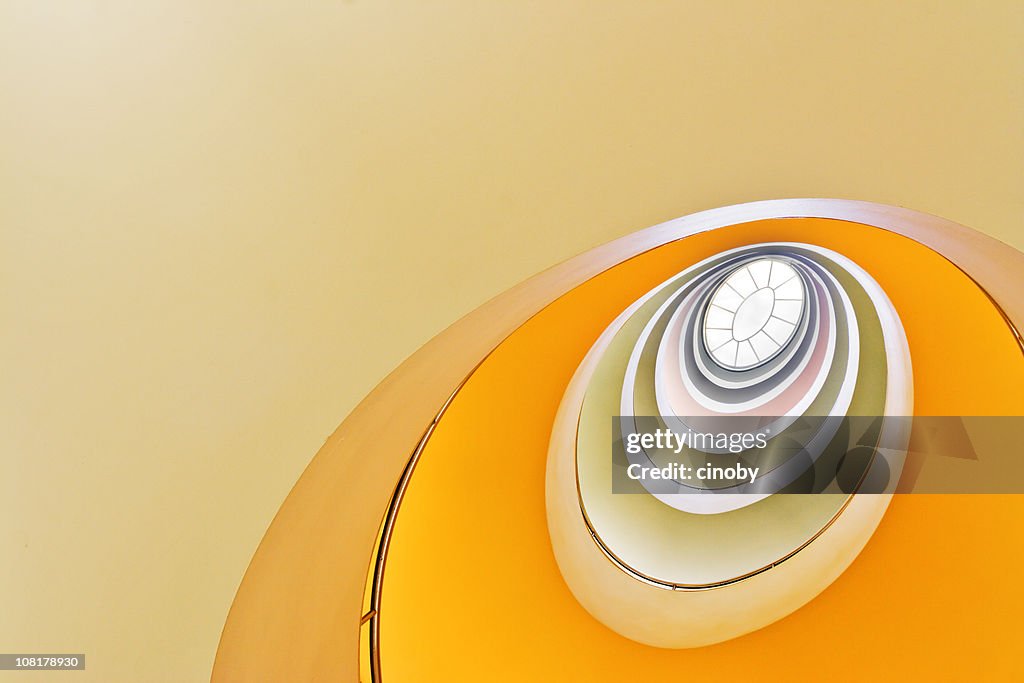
[1,3,1021,682]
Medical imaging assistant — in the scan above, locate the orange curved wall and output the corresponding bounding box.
[379,218,1024,681]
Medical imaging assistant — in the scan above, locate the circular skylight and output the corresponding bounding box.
[702,259,805,370]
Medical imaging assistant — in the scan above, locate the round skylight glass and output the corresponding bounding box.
[702,258,806,370]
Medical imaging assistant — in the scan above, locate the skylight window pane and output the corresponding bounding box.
[702,258,806,371]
